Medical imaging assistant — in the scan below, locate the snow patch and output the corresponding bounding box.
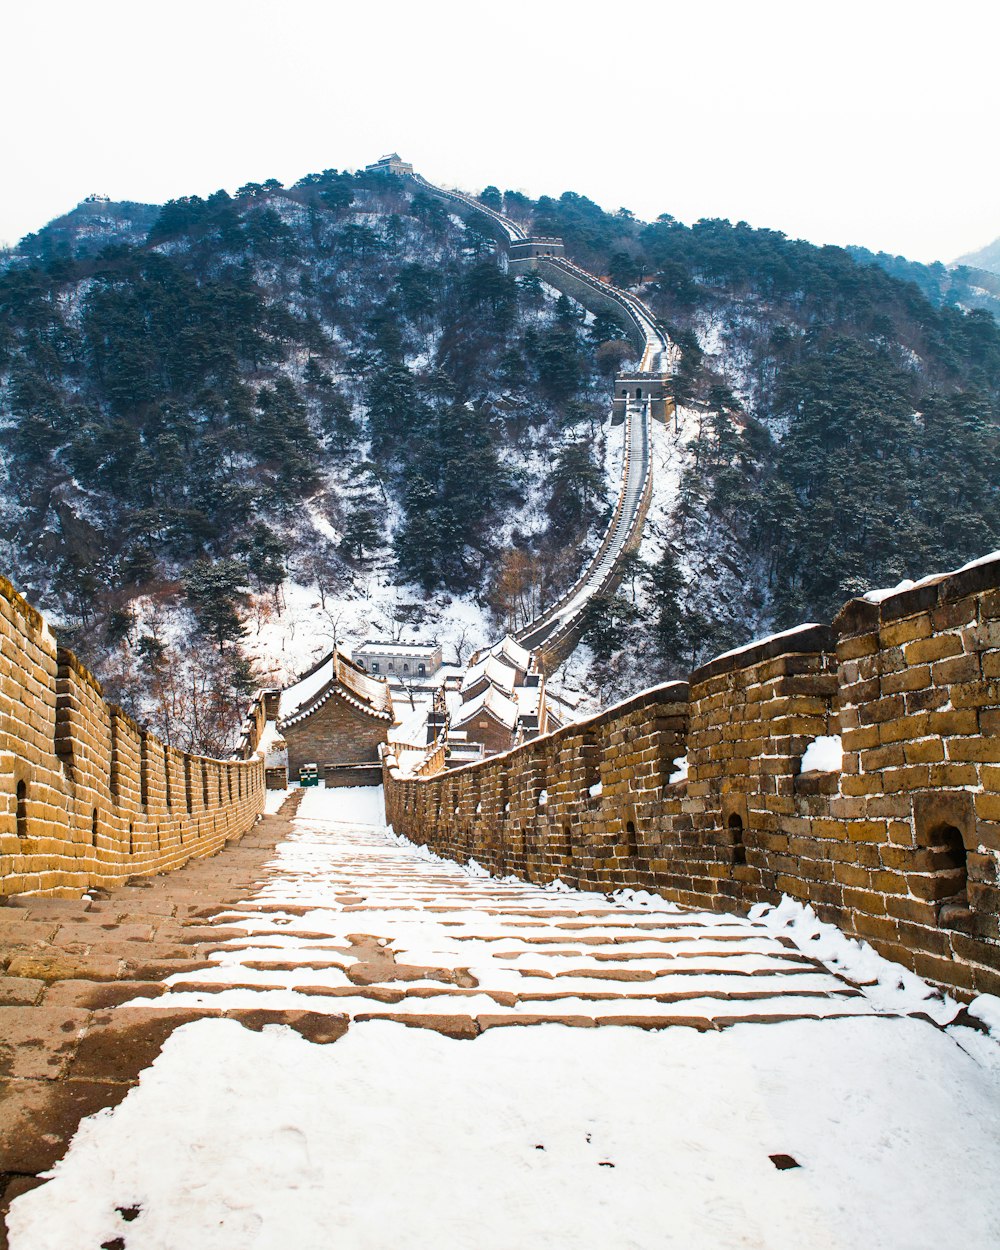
[799,735,842,773]
[751,896,958,1024]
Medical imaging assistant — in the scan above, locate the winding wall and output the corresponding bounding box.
[384,553,1000,999]
[405,170,673,665]
[0,576,265,897]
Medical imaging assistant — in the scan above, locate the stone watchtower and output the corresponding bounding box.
[365,153,414,177]
[611,373,674,424]
[507,238,566,266]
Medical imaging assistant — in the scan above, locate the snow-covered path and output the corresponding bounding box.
[8,786,1000,1249]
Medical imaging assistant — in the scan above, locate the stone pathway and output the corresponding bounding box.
[4,786,1000,1250]
[144,788,883,1036]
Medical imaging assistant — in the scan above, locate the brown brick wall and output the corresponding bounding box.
[284,690,390,781]
[384,557,1000,999]
[0,576,264,898]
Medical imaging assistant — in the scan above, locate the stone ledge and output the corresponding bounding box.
[690,625,834,686]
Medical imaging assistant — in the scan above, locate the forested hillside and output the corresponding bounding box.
[0,171,611,747]
[2,167,998,730]
[489,187,1000,695]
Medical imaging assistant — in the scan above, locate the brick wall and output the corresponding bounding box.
[0,576,264,898]
[283,691,391,782]
[384,555,1000,998]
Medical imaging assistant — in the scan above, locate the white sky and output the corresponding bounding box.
[1,0,997,263]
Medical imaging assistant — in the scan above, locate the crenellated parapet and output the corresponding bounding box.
[0,575,264,898]
[384,553,1000,998]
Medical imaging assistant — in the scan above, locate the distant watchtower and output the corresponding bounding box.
[365,153,414,177]
[508,237,566,266]
[612,373,674,424]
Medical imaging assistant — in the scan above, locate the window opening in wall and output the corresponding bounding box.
[227,771,233,802]
[140,734,150,808]
[403,664,409,673]
[129,824,135,855]
[91,809,99,848]
[201,765,209,810]
[372,662,379,674]
[418,664,425,676]
[729,813,746,866]
[933,824,969,928]
[217,771,223,804]
[625,819,638,855]
[16,781,27,838]
[581,733,601,799]
[110,713,120,798]
[184,759,193,815]
[164,745,172,809]
[238,770,243,799]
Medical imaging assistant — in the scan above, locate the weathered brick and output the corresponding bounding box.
[903,738,945,765]
[950,680,1000,710]
[903,636,963,665]
[880,617,932,647]
[928,709,980,737]
[946,738,1000,764]
[932,654,982,685]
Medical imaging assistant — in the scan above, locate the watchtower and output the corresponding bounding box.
[612,373,674,424]
[507,237,566,270]
[365,153,414,177]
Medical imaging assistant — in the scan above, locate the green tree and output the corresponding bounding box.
[184,559,249,650]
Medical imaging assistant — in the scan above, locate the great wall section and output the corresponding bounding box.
[3,159,1000,1248]
[385,554,1000,999]
[409,166,676,667]
[1,163,999,1003]
[0,574,267,898]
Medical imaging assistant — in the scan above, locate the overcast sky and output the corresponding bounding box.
[2,0,996,263]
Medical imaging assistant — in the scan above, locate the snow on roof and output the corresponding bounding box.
[391,704,435,748]
[279,651,392,726]
[491,635,532,671]
[337,658,393,715]
[461,654,516,695]
[278,655,335,720]
[516,682,542,716]
[354,640,440,658]
[452,684,519,731]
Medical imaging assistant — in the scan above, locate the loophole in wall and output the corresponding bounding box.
[16,781,27,838]
[729,813,746,866]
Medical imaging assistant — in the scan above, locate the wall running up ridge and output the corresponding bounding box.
[0,575,265,898]
[405,167,671,668]
[384,554,1000,999]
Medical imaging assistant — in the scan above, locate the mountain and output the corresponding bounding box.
[956,234,1000,276]
[0,170,614,747]
[13,197,162,261]
[847,246,1000,323]
[1,168,998,731]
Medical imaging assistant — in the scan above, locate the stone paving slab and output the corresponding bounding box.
[0,1078,135,1176]
[0,980,44,1008]
[0,1008,91,1080]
